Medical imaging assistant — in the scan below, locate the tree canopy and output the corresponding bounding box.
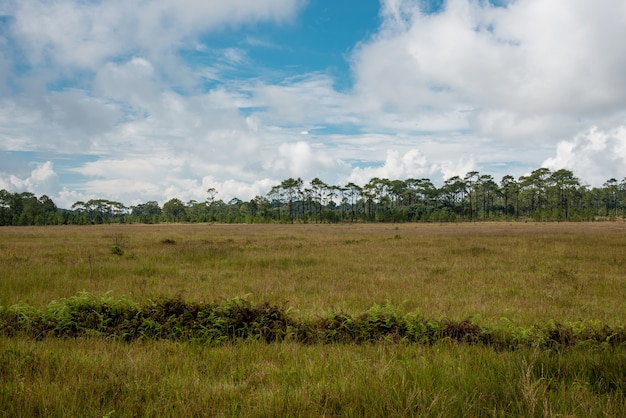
[2,168,626,226]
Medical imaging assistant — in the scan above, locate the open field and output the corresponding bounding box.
[1,222,626,416]
[1,222,625,323]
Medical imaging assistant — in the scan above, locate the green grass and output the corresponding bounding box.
[1,222,625,416]
[1,338,624,417]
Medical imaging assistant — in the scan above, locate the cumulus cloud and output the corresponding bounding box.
[348,149,440,185]
[543,127,626,187]
[265,141,345,180]
[351,0,626,138]
[0,161,59,196]
[195,176,277,203]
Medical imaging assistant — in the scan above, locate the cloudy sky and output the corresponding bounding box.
[1,0,626,208]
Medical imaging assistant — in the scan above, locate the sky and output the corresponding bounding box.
[1,0,626,208]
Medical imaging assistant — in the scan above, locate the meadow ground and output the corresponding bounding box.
[2,221,625,323]
[1,222,625,416]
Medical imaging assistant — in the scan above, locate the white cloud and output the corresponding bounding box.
[351,0,626,137]
[347,149,441,185]
[341,0,626,187]
[0,91,122,153]
[471,110,584,144]
[543,127,626,186]
[251,74,351,125]
[196,176,277,203]
[265,141,345,180]
[10,0,305,70]
[0,161,59,196]
[94,58,160,108]
[71,157,180,180]
[437,154,477,182]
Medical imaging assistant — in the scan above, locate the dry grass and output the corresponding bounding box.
[1,222,625,325]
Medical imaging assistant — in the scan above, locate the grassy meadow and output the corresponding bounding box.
[1,222,625,416]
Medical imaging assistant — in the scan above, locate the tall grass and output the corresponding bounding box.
[1,337,624,417]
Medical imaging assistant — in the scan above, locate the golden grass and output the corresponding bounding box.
[1,222,625,325]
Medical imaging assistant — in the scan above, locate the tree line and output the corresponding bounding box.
[1,168,626,226]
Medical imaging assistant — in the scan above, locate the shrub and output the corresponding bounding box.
[1,293,625,350]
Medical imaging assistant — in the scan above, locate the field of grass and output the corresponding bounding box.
[1,222,625,416]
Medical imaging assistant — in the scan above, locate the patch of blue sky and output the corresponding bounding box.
[422,0,511,14]
[487,0,514,7]
[0,152,92,193]
[481,160,532,169]
[45,71,94,93]
[0,151,39,177]
[0,18,30,93]
[0,14,13,39]
[52,154,101,185]
[309,124,364,136]
[419,0,446,14]
[238,106,268,117]
[2,40,95,95]
[345,158,383,169]
[478,161,533,178]
[0,151,97,173]
[187,0,380,92]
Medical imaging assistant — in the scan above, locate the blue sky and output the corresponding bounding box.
[1,0,626,208]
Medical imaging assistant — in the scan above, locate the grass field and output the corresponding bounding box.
[1,222,625,416]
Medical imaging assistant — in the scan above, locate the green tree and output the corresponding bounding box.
[464,171,479,219]
[519,168,551,218]
[251,195,270,221]
[162,198,186,222]
[0,189,15,225]
[619,177,626,217]
[442,176,465,215]
[547,169,581,220]
[207,188,218,205]
[310,178,327,222]
[185,200,209,222]
[476,174,498,219]
[362,178,383,220]
[280,177,303,223]
[344,182,362,222]
[38,195,58,225]
[603,178,619,218]
[131,201,162,223]
[267,185,283,221]
[17,192,40,225]
[500,175,519,218]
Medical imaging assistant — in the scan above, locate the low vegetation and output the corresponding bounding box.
[2,293,625,350]
[1,223,625,416]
